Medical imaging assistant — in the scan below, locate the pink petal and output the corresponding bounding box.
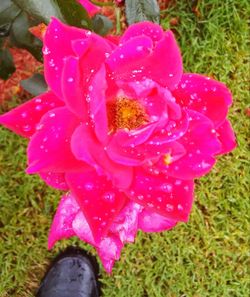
[97,235,123,274]
[39,172,69,190]
[106,35,153,78]
[145,31,183,89]
[0,92,63,138]
[78,0,101,16]
[216,119,237,154]
[71,124,133,189]
[88,65,108,142]
[121,21,164,43]
[127,168,194,222]
[107,136,185,166]
[43,18,87,98]
[65,171,127,242]
[138,209,177,232]
[61,56,88,120]
[162,110,222,179]
[27,107,87,173]
[110,201,142,243]
[109,30,183,90]
[48,193,80,249]
[173,74,233,127]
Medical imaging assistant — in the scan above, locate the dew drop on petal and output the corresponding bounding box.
[166,204,174,212]
[102,192,115,202]
[177,204,183,211]
[23,124,31,132]
[161,183,173,193]
[67,77,74,83]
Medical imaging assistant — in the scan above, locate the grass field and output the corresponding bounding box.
[0,0,249,296]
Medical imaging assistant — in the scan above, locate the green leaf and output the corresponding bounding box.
[0,48,16,80]
[20,73,48,96]
[92,14,113,36]
[9,11,43,61]
[12,0,92,29]
[125,0,160,25]
[0,0,21,26]
[0,0,21,37]
[12,0,63,24]
[54,0,92,29]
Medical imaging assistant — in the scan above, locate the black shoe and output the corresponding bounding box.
[36,247,100,297]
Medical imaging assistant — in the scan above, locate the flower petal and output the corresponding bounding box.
[39,172,69,190]
[43,18,87,98]
[61,56,88,119]
[173,74,233,127]
[78,0,101,16]
[88,65,108,142]
[127,168,194,222]
[216,119,236,154]
[0,92,63,138]
[71,124,133,189]
[27,107,87,173]
[110,201,142,243]
[66,171,127,242]
[48,193,80,249]
[121,21,164,43]
[162,110,221,179]
[138,209,177,232]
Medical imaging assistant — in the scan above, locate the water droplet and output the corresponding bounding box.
[86,31,92,36]
[169,73,174,77]
[136,46,144,52]
[166,204,174,212]
[35,98,42,103]
[137,195,144,200]
[21,112,27,118]
[43,46,50,55]
[49,112,55,118]
[105,52,110,58]
[177,204,183,211]
[49,59,55,67]
[157,197,163,202]
[67,77,74,83]
[35,105,43,111]
[120,54,124,59]
[102,192,115,202]
[161,183,173,193]
[88,85,93,92]
[23,125,31,132]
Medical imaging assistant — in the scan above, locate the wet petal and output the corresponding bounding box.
[216,119,237,154]
[88,65,108,142]
[66,171,127,242]
[27,107,87,173]
[78,0,101,16]
[173,74,232,127]
[121,21,164,43]
[162,110,221,179]
[0,92,63,138]
[71,124,133,189]
[39,172,69,190]
[61,56,88,120]
[110,201,142,243]
[138,209,177,232]
[43,18,87,98]
[48,193,80,249]
[127,168,194,222]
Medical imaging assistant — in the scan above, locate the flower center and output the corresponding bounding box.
[107,97,148,132]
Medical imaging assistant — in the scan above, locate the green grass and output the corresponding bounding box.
[0,0,249,296]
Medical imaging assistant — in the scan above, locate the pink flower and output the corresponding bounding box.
[0,19,236,272]
[78,0,101,16]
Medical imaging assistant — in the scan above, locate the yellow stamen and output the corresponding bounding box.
[164,153,172,165]
[107,97,147,132]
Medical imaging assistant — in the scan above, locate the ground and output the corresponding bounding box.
[0,0,249,296]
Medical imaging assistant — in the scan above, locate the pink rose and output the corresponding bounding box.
[78,0,101,16]
[0,19,236,272]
